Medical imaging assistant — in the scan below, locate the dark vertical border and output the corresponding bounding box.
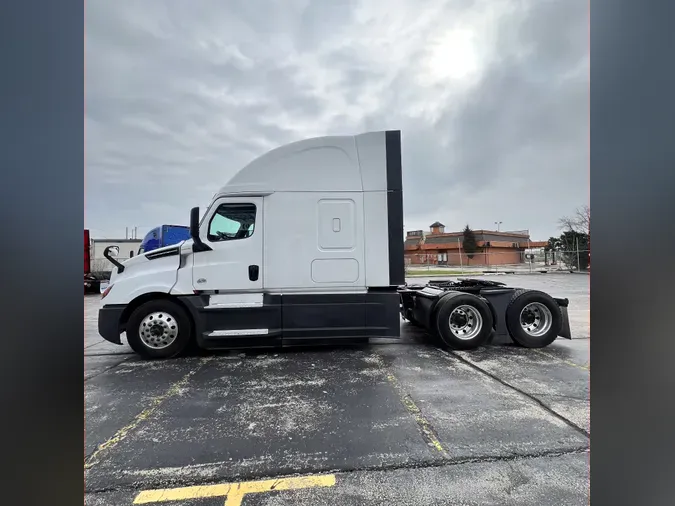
[0,1,84,505]
[385,130,405,286]
[591,0,675,504]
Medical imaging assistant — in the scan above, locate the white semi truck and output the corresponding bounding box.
[99,130,571,359]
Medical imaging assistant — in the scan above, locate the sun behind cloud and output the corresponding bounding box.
[425,29,481,83]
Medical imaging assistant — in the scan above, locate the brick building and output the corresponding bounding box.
[404,222,547,267]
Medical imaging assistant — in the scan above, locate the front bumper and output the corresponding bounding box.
[98,304,126,344]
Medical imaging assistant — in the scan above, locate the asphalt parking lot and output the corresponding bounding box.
[85,274,590,506]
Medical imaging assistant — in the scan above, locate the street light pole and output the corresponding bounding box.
[494,221,502,231]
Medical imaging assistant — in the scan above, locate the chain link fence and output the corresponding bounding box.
[405,247,590,275]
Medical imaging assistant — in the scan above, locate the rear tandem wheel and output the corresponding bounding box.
[434,292,494,350]
[505,289,563,348]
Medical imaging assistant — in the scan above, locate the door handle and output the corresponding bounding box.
[248,265,259,282]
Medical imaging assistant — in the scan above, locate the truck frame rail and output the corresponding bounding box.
[398,279,571,349]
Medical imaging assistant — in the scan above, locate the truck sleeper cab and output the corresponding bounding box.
[98,130,405,358]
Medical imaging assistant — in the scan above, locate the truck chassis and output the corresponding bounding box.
[398,278,571,349]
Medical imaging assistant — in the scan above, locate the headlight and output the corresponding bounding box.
[101,284,113,299]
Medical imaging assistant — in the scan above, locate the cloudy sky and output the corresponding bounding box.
[85,0,588,241]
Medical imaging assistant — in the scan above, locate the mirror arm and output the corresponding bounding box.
[103,246,125,274]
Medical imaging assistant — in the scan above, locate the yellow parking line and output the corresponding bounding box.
[385,373,448,456]
[532,349,590,371]
[224,490,244,506]
[133,474,336,505]
[85,358,211,469]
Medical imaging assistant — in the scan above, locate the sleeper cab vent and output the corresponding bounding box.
[146,246,180,260]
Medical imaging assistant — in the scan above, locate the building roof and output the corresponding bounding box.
[425,235,460,244]
[92,238,142,243]
[404,236,423,250]
[422,229,529,240]
[429,221,445,228]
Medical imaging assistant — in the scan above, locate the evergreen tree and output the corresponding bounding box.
[462,225,479,259]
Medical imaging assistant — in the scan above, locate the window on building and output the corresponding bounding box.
[208,203,257,242]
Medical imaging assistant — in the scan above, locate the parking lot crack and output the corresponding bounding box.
[85,356,134,382]
[85,352,136,357]
[84,447,589,496]
[531,349,590,371]
[444,350,590,439]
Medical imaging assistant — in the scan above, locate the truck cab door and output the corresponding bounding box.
[191,197,263,294]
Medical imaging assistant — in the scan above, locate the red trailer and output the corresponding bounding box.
[84,229,91,275]
[84,229,101,293]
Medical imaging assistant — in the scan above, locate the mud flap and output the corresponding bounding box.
[555,299,572,339]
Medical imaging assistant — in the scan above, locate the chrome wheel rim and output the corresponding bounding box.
[139,311,179,349]
[449,305,483,340]
[519,302,553,337]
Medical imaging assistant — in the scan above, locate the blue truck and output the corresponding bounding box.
[138,225,191,254]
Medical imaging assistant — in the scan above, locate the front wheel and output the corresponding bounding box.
[435,292,494,350]
[126,299,193,359]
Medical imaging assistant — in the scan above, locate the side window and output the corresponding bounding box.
[207,203,257,242]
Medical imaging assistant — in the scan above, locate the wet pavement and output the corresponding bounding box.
[85,274,590,505]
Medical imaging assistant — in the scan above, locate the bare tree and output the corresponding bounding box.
[558,205,590,235]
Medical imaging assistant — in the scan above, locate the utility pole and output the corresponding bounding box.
[576,236,581,271]
[457,237,463,273]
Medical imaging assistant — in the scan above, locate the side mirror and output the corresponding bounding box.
[103,245,125,273]
[190,206,212,252]
[190,207,200,239]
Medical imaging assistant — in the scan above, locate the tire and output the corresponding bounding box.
[434,292,494,350]
[126,299,193,359]
[505,289,562,348]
